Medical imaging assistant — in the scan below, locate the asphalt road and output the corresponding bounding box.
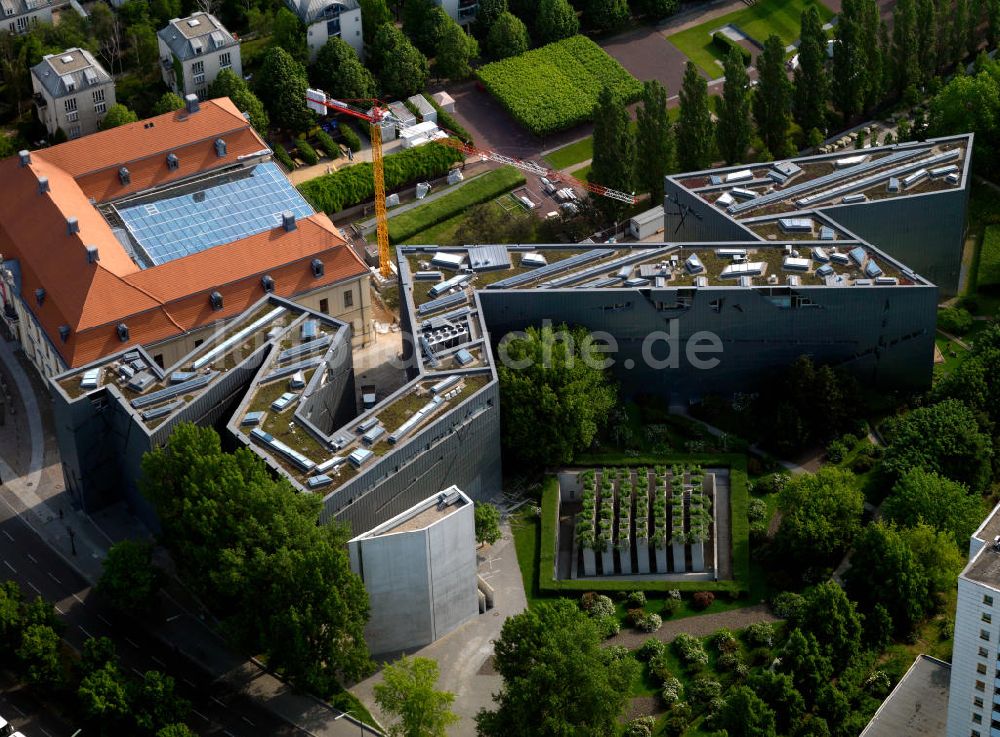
[0,505,312,737]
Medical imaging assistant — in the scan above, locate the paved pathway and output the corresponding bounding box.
[605,604,779,649]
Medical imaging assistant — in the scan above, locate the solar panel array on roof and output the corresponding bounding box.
[278,335,332,362]
[417,292,467,316]
[115,163,313,267]
[427,273,471,298]
[430,252,465,270]
[849,246,867,266]
[783,257,811,272]
[467,245,510,271]
[486,249,614,289]
[865,260,883,278]
[250,428,315,472]
[819,226,835,240]
[779,218,813,232]
[130,371,216,409]
[721,262,766,278]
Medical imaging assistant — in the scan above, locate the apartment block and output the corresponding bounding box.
[1,0,51,34]
[437,0,478,25]
[31,48,115,139]
[287,0,363,61]
[158,13,242,99]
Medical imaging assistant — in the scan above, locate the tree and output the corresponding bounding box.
[0,580,23,653]
[634,80,675,204]
[474,0,509,39]
[795,581,862,668]
[753,34,791,157]
[882,467,985,546]
[794,5,828,135]
[677,61,713,170]
[881,399,993,491]
[435,17,479,80]
[633,0,678,20]
[81,636,118,676]
[832,0,865,122]
[915,0,938,81]
[952,0,971,66]
[858,0,883,112]
[403,0,448,55]
[359,0,393,45]
[497,324,617,467]
[846,522,930,635]
[17,623,63,687]
[141,423,372,691]
[778,628,832,705]
[130,670,190,733]
[77,663,130,723]
[900,522,965,595]
[476,600,637,737]
[370,24,430,100]
[716,686,777,737]
[747,672,805,735]
[100,104,138,130]
[152,92,185,115]
[270,7,309,65]
[485,11,529,59]
[98,539,162,616]
[580,0,631,33]
[374,657,458,737]
[149,0,180,26]
[312,37,378,100]
[891,0,920,96]
[717,46,752,164]
[156,725,197,737]
[927,65,1000,172]
[474,502,502,546]
[775,467,864,572]
[534,0,579,45]
[589,85,634,220]
[128,22,160,73]
[207,68,269,134]
[255,47,313,133]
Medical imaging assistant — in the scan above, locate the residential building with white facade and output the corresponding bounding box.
[157,13,241,99]
[2,0,51,34]
[31,48,115,139]
[946,502,1000,737]
[437,0,478,25]
[286,0,363,61]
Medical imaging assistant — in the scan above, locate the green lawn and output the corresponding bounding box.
[666,0,834,77]
[545,137,594,169]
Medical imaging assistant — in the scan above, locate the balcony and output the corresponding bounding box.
[32,93,46,108]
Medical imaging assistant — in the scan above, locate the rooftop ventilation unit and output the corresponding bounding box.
[311,258,324,277]
[60,54,73,63]
[184,94,199,114]
[261,274,274,292]
[166,153,179,170]
[58,325,70,342]
[117,323,129,342]
[37,177,49,195]
[34,288,44,306]
[18,150,30,167]
[215,138,227,157]
[86,245,99,263]
[282,211,296,231]
[66,217,79,235]
[209,291,223,310]
[685,253,704,275]
[187,17,200,26]
[118,167,130,185]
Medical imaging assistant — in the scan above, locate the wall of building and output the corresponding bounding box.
[158,38,242,98]
[32,78,115,139]
[425,501,478,638]
[438,0,478,24]
[822,186,969,296]
[306,7,363,61]
[478,282,938,400]
[946,574,996,737]
[5,6,51,34]
[663,180,761,243]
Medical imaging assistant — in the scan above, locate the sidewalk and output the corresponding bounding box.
[0,337,378,737]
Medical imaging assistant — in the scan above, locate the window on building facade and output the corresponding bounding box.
[982,629,991,641]
[93,88,104,103]
[94,101,106,114]
[219,51,231,68]
[973,713,983,725]
[319,298,329,314]
[980,647,990,658]
[69,125,81,139]
[976,680,986,692]
[985,613,993,624]
[64,97,77,112]
[978,662,988,675]
[975,696,985,708]
[987,595,995,606]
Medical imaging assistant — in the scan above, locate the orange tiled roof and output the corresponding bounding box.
[0,98,368,369]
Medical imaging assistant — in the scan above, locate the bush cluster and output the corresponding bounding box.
[711,31,752,65]
[299,142,463,213]
[624,716,656,737]
[340,122,363,152]
[273,144,295,171]
[295,137,319,166]
[673,633,709,667]
[692,591,715,610]
[637,613,662,633]
[938,306,973,334]
[660,676,683,707]
[743,621,776,648]
[314,129,338,158]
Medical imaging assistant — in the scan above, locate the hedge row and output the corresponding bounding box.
[340,122,362,152]
[538,453,750,594]
[978,224,1000,290]
[712,31,752,65]
[314,129,338,158]
[388,166,525,243]
[298,142,463,214]
[273,144,295,171]
[477,35,642,137]
[295,137,319,166]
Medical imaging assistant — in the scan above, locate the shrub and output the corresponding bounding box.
[340,122,362,152]
[716,651,743,672]
[772,591,806,620]
[295,137,319,166]
[979,225,1000,291]
[667,588,682,600]
[662,597,682,617]
[274,144,295,170]
[299,142,463,213]
[686,677,722,707]
[851,454,875,473]
[314,129,338,159]
[637,638,665,661]
[826,439,848,463]
[580,591,600,610]
[755,472,791,495]
[606,645,630,661]
[711,31,752,65]
[649,651,672,682]
[583,593,616,618]
[624,716,656,737]
[627,608,646,627]
[743,621,776,648]
[938,306,973,334]
[748,646,773,666]
[476,35,642,136]
[673,633,709,667]
[713,628,739,653]
[595,615,621,638]
[638,613,662,633]
[626,591,647,608]
[660,676,683,707]
[692,591,715,610]
[747,498,767,524]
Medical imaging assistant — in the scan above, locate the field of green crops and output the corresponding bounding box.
[477,35,643,137]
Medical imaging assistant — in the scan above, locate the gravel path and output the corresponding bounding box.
[605,604,779,649]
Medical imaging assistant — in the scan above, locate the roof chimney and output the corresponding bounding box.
[18,150,30,167]
[67,217,79,235]
[311,258,324,278]
[58,325,70,342]
[184,94,199,114]
[37,176,49,195]
[86,245,99,264]
[118,167,130,185]
[282,211,296,232]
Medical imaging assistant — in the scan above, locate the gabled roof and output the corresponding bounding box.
[0,97,367,369]
[31,48,111,99]
[157,12,239,62]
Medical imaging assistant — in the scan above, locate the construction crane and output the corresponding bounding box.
[305,91,636,279]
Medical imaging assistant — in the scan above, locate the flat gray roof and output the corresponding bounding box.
[860,655,950,737]
[31,48,111,98]
[158,13,238,61]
